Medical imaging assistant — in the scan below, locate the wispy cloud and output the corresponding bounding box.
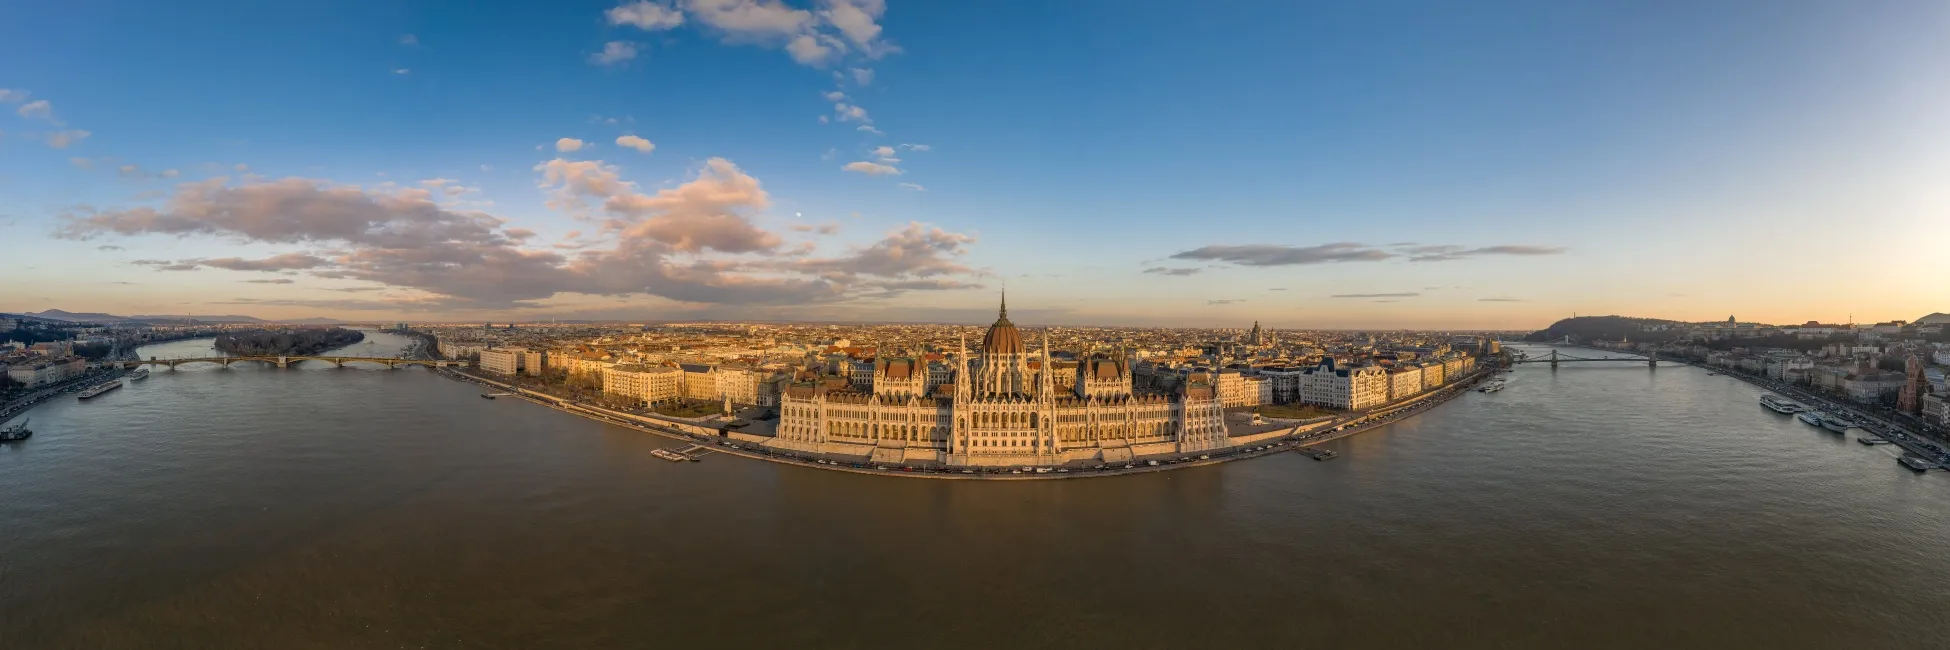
[1172,242,1568,266]
[1330,292,1419,298]
[1142,266,1201,276]
[842,161,900,175]
[243,278,297,284]
[1206,299,1245,305]
[1478,297,1525,302]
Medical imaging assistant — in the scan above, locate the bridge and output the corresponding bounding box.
[1512,350,1660,369]
[119,356,460,370]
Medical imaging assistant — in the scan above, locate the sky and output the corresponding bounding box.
[1,0,1945,329]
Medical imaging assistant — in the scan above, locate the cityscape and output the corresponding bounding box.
[4,0,1948,648]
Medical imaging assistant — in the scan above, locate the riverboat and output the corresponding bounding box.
[1478,380,1507,393]
[1898,456,1937,472]
[1821,417,1858,433]
[128,369,150,380]
[0,418,29,442]
[1300,448,1338,461]
[1759,394,1804,414]
[1857,436,1891,446]
[650,449,693,462]
[1797,412,1825,427]
[77,380,123,400]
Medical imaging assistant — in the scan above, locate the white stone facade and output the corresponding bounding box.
[770,299,1230,467]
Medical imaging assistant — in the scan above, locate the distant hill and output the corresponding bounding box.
[28,309,132,323]
[1525,316,1683,343]
[130,314,271,324]
[276,317,346,325]
[1916,313,1950,326]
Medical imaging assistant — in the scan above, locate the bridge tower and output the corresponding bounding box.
[277,355,289,368]
[1549,350,1559,370]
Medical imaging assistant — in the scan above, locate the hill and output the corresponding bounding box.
[28,309,132,323]
[129,314,271,324]
[1525,316,1683,343]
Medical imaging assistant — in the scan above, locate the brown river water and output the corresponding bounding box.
[2,333,1946,648]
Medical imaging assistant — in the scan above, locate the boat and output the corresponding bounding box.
[128,369,150,380]
[1857,436,1891,446]
[650,449,693,462]
[1821,417,1858,433]
[1759,394,1804,414]
[0,418,29,442]
[77,380,123,400]
[1478,380,1507,393]
[1797,412,1825,427]
[1300,448,1338,461]
[480,394,496,400]
[1898,456,1937,472]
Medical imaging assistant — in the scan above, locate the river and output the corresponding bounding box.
[2,337,1946,648]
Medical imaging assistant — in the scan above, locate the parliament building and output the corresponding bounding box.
[769,297,1231,467]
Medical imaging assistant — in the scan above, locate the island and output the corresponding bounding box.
[215,328,365,357]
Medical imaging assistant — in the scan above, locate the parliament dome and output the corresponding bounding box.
[982,294,1024,356]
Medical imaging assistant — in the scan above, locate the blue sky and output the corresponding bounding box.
[1,0,1944,327]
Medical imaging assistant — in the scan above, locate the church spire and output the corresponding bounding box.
[999,287,1008,320]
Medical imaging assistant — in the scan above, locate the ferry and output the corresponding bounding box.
[1857,436,1891,446]
[1821,416,1858,433]
[1759,394,1804,414]
[77,380,123,400]
[1300,448,1338,461]
[1478,380,1507,393]
[0,418,29,442]
[128,369,150,380]
[1796,411,1825,427]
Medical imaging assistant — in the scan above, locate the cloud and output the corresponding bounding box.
[47,130,90,149]
[820,0,894,56]
[1329,292,1419,298]
[0,89,28,103]
[842,161,900,175]
[897,182,924,191]
[898,143,930,151]
[63,163,981,310]
[685,0,816,38]
[788,220,841,235]
[822,90,847,102]
[785,34,837,65]
[856,125,882,135]
[850,67,874,85]
[869,145,897,160]
[591,41,640,65]
[556,137,587,152]
[1173,242,1566,266]
[244,278,297,284]
[17,99,54,122]
[833,102,869,122]
[782,221,975,280]
[399,34,418,45]
[392,68,411,75]
[1171,243,1394,266]
[1478,297,1525,302]
[615,135,655,153]
[1206,299,1245,305]
[607,1,685,30]
[96,245,123,251]
[1141,267,1201,276]
[1399,244,1568,262]
[139,253,332,272]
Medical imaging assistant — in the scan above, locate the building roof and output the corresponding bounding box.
[981,293,1024,356]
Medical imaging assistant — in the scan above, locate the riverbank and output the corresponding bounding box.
[1540,343,1949,470]
[439,365,1494,480]
[0,366,129,425]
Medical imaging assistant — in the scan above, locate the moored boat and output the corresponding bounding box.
[0,417,30,442]
[1759,394,1804,414]
[77,380,123,400]
[1898,456,1937,472]
[1797,411,1825,427]
[1821,417,1857,433]
[128,368,150,380]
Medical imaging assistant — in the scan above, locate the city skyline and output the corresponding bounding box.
[3,1,1946,327]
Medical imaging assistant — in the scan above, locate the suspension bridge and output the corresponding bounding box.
[1511,349,1660,369]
